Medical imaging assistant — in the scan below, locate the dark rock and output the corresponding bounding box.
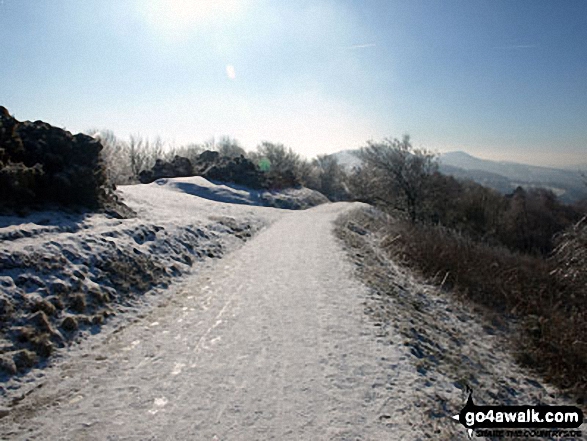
[139,150,272,189]
[50,280,69,295]
[16,274,45,289]
[72,269,86,280]
[170,155,193,176]
[0,292,13,318]
[0,276,15,289]
[13,326,36,343]
[193,151,268,189]
[198,150,219,163]
[0,106,131,214]
[139,155,194,183]
[87,289,105,305]
[47,295,65,311]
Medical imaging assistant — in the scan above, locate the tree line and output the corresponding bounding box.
[89,128,585,257]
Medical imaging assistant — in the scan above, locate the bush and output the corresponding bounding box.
[497,187,580,255]
[307,155,349,201]
[249,142,304,189]
[342,134,586,395]
[348,146,581,256]
[216,136,246,158]
[377,216,587,396]
[547,219,587,390]
[85,129,131,185]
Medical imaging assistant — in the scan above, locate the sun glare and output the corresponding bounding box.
[141,0,245,39]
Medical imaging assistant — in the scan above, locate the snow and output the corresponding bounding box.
[0,178,580,439]
[0,177,305,389]
[1,202,415,440]
[121,176,329,217]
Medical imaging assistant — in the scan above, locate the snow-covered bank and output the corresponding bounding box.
[0,177,323,386]
[140,176,329,210]
[335,207,581,437]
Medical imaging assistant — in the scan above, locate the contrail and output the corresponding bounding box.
[347,43,376,49]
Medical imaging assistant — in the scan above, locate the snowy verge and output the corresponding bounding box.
[0,177,303,385]
[335,207,580,438]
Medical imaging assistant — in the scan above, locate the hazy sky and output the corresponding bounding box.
[1,0,586,166]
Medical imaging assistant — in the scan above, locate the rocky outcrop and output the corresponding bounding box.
[194,152,268,189]
[139,151,270,189]
[138,155,194,184]
[0,107,128,215]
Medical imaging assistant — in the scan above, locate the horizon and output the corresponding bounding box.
[1,0,586,168]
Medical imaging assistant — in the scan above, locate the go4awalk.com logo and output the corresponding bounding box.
[451,392,584,439]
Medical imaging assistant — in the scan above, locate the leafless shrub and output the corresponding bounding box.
[304,155,349,201]
[87,130,167,184]
[128,135,164,179]
[356,136,438,223]
[375,216,586,397]
[249,142,304,188]
[166,143,205,163]
[86,129,132,185]
[216,136,246,158]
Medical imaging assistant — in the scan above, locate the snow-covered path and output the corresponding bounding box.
[3,202,412,440]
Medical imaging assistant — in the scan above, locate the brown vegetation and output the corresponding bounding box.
[342,137,587,399]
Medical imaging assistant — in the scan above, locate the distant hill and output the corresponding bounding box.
[439,151,586,203]
[561,162,587,172]
[331,149,362,169]
[331,149,586,203]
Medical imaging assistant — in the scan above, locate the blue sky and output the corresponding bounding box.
[1,0,586,166]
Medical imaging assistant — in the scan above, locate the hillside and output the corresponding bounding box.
[0,176,327,385]
[1,198,576,439]
[439,151,586,202]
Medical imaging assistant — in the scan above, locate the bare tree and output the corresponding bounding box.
[358,135,437,223]
[127,135,167,179]
[216,136,246,158]
[150,136,165,164]
[311,155,348,201]
[128,135,148,178]
[169,143,205,163]
[87,130,172,184]
[347,164,377,203]
[86,128,133,185]
[250,142,305,188]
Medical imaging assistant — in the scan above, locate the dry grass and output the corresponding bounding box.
[350,208,587,400]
